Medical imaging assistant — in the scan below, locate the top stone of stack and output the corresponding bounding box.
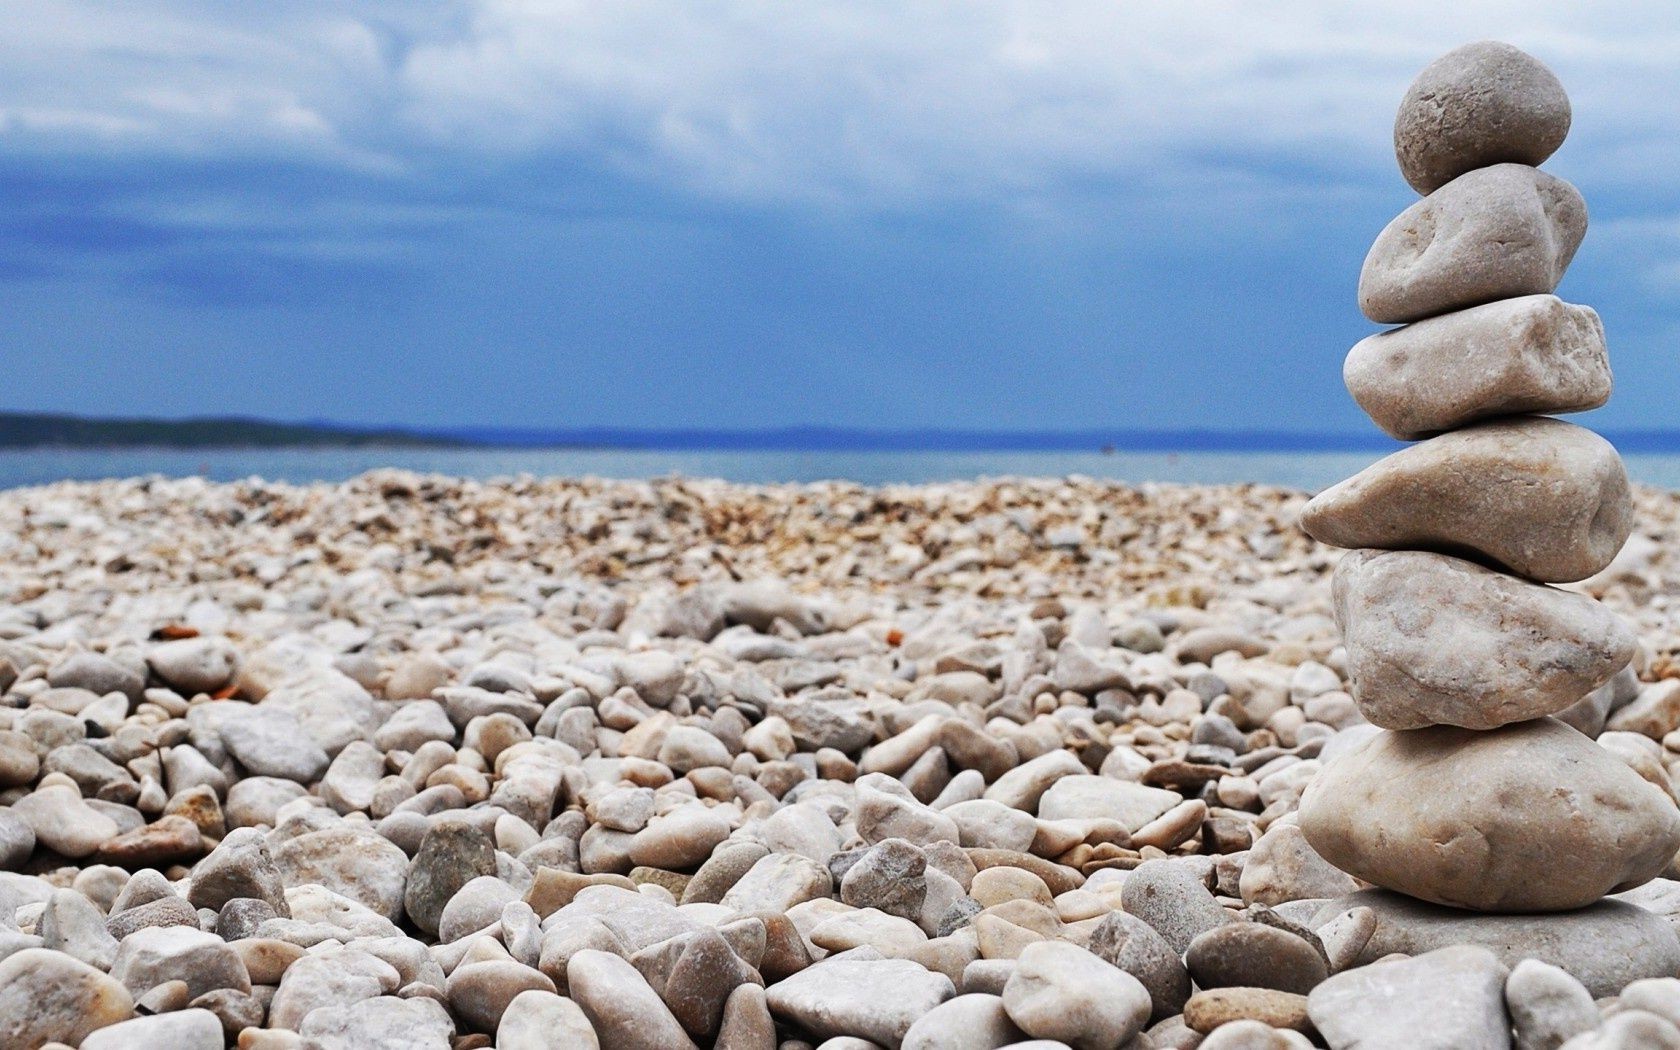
[1393,40,1572,195]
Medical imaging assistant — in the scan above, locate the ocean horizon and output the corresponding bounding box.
[11,445,1680,493]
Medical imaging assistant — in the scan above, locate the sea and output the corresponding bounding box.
[7,447,1680,492]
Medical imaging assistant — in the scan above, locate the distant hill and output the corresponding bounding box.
[0,412,463,449]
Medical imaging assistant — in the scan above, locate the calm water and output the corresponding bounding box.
[4,447,1680,492]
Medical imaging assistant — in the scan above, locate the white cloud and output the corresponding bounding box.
[4,1,1680,210]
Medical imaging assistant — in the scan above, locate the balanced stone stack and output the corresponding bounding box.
[1296,42,1680,940]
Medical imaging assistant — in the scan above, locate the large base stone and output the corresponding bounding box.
[1312,889,1680,998]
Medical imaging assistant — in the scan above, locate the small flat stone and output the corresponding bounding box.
[404,821,499,936]
[1316,889,1680,998]
[0,947,135,1048]
[1001,940,1151,1050]
[79,1009,224,1050]
[567,948,698,1050]
[1359,163,1586,324]
[1186,922,1328,995]
[1300,417,1632,584]
[1120,859,1234,954]
[1346,295,1607,440]
[1184,987,1312,1035]
[1505,959,1597,1050]
[1239,820,1359,907]
[299,994,455,1049]
[274,825,410,922]
[1333,549,1634,730]
[1394,41,1571,195]
[1308,945,1509,1050]
[765,951,956,1047]
[109,925,251,1001]
[1087,910,1192,1021]
[446,959,556,1033]
[628,805,731,870]
[220,706,330,782]
[1299,719,1680,912]
[497,989,600,1050]
[901,993,1025,1050]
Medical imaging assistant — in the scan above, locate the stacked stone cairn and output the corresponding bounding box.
[1296,41,1680,954]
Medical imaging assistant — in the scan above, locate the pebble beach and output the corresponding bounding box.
[1,470,1679,1048]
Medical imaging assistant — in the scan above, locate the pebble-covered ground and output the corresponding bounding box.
[2,471,1680,1050]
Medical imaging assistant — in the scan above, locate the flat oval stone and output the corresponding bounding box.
[1299,417,1632,584]
[1298,718,1680,912]
[1333,549,1635,730]
[1394,41,1572,195]
[1314,889,1680,998]
[1345,295,1608,440]
[1359,164,1586,324]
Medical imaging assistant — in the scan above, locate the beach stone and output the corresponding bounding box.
[1002,940,1151,1050]
[766,951,956,1047]
[1307,945,1510,1050]
[1394,40,1571,195]
[1300,417,1633,584]
[0,947,135,1048]
[79,1009,224,1050]
[404,821,498,935]
[39,887,120,969]
[148,636,239,695]
[721,852,832,913]
[98,814,202,867]
[446,958,557,1033]
[901,993,1025,1050]
[225,776,309,828]
[1505,959,1597,1050]
[269,946,401,1030]
[0,730,39,788]
[0,809,33,870]
[1346,295,1607,440]
[1317,889,1680,997]
[1036,774,1182,830]
[1299,718,1680,911]
[1088,910,1192,1021]
[1240,819,1359,906]
[107,894,201,939]
[273,825,409,921]
[1186,922,1328,995]
[299,994,455,1049]
[12,782,121,858]
[110,924,251,1001]
[567,948,699,1050]
[437,874,519,942]
[650,926,761,1039]
[1332,549,1635,730]
[50,649,145,700]
[1560,1013,1680,1050]
[1120,858,1234,953]
[1199,1019,1316,1050]
[220,706,330,782]
[319,740,386,813]
[714,982,776,1050]
[841,838,928,920]
[1359,163,1586,324]
[497,989,600,1050]
[1184,988,1312,1035]
[188,826,289,915]
[629,804,731,870]
[1605,679,1680,740]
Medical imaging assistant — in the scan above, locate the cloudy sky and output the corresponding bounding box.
[4,2,1679,434]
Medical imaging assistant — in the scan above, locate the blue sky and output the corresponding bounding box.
[3,2,1680,433]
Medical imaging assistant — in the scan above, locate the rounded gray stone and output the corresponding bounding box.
[1358,163,1586,324]
[1395,41,1571,195]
